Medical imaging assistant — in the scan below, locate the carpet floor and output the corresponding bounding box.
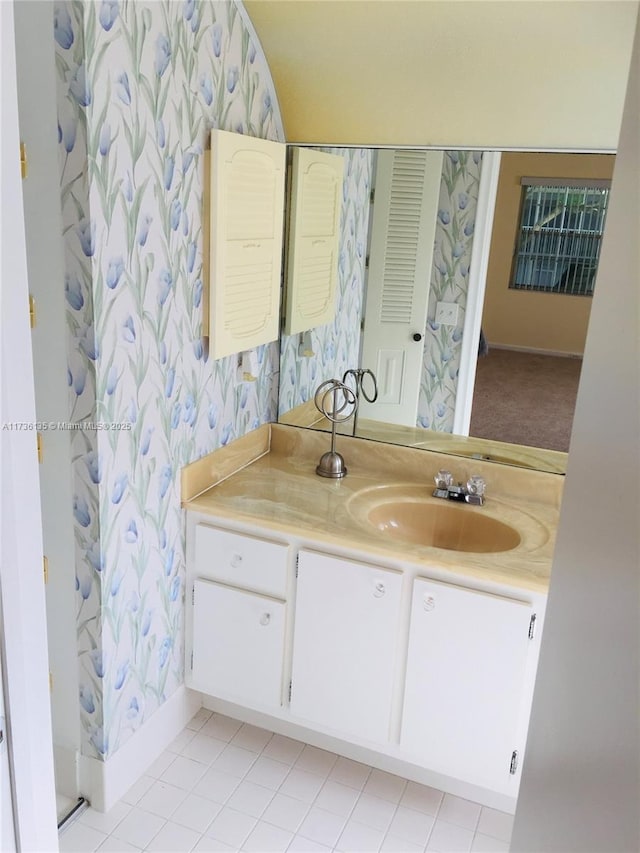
[469,348,583,453]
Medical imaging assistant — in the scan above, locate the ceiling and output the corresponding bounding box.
[244,0,638,150]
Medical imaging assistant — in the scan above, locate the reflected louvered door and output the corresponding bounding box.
[209,130,285,358]
[360,150,443,426]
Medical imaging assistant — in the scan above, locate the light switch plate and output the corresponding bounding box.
[435,301,459,326]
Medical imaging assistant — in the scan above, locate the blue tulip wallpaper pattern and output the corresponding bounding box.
[279,148,374,415]
[418,151,483,433]
[55,0,283,760]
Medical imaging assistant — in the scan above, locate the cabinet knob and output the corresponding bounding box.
[373,582,386,598]
[230,553,243,568]
[260,612,271,626]
[423,595,436,611]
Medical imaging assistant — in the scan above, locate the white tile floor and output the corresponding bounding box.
[59,710,513,853]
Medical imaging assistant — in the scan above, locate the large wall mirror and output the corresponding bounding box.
[277,146,615,475]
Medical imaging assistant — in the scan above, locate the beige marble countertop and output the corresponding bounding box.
[183,424,563,595]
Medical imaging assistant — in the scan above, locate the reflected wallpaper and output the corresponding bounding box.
[418,151,483,432]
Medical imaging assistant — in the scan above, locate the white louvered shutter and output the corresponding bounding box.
[283,148,344,335]
[208,130,286,359]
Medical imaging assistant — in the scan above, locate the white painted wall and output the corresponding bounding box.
[13,0,80,795]
[0,1,59,848]
[511,13,640,853]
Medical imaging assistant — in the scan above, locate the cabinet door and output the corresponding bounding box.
[283,147,344,334]
[208,129,285,358]
[290,550,402,743]
[191,579,286,709]
[401,578,533,791]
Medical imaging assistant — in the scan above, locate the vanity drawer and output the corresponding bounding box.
[194,523,289,597]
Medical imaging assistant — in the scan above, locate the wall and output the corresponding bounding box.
[54,0,283,762]
[245,0,637,150]
[482,152,615,356]
[279,148,373,413]
[417,151,483,432]
[511,14,639,852]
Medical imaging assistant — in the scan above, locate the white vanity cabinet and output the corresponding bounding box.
[400,577,535,792]
[185,511,545,808]
[187,523,290,709]
[289,550,403,743]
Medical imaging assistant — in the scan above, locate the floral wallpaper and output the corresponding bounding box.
[418,151,483,432]
[279,148,374,414]
[55,0,283,760]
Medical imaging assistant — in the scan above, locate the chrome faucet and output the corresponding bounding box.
[433,470,486,506]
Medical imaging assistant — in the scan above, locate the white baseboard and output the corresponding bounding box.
[53,743,80,800]
[488,343,583,359]
[80,686,202,812]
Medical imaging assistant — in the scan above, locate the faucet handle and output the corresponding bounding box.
[466,475,486,497]
[434,470,453,490]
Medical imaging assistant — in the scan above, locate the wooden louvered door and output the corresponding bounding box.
[360,150,443,426]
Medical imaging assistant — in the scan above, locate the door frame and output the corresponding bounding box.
[0,1,58,849]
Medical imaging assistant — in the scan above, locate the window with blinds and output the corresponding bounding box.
[510,178,610,296]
